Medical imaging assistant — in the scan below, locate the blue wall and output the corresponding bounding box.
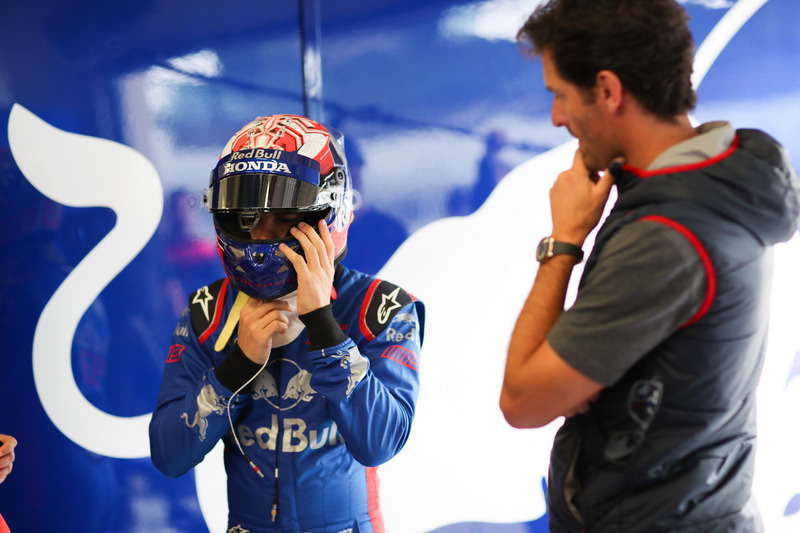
[1,0,799,531]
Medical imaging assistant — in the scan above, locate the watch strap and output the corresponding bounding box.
[537,236,584,263]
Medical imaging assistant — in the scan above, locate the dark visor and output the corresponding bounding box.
[206,173,324,212]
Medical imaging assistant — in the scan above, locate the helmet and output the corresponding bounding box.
[204,114,353,299]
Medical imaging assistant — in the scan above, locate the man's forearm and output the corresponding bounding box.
[500,255,577,425]
[507,256,575,366]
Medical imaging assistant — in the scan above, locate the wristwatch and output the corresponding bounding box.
[536,236,584,263]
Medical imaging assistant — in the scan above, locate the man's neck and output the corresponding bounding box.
[620,113,696,169]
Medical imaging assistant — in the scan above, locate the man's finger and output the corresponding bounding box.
[595,167,616,194]
[318,220,336,261]
[280,241,310,274]
[572,149,588,173]
[242,298,294,321]
[290,223,321,262]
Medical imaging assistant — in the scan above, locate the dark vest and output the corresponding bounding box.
[548,135,782,532]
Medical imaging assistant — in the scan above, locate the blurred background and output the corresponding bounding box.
[1,0,799,531]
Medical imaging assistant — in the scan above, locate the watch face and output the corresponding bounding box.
[536,237,551,261]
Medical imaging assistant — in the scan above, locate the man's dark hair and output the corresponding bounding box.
[518,0,697,119]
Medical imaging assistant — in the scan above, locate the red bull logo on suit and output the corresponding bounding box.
[237,416,345,453]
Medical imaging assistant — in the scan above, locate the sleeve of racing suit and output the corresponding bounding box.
[301,301,424,467]
[148,306,253,478]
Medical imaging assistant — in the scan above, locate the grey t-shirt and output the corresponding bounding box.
[548,122,735,386]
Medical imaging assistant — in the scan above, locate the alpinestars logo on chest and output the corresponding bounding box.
[377,287,402,325]
[192,286,215,321]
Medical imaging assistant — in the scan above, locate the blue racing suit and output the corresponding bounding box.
[149,264,424,533]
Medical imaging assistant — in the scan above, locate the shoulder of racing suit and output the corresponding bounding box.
[348,273,424,345]
[187,277,230,342]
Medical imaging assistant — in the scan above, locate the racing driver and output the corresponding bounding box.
[149,114,424,533]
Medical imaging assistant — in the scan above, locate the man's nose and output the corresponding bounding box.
[551,100,566,128]
[250,216,284,240]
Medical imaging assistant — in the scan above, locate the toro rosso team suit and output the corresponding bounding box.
[149,264,424,533]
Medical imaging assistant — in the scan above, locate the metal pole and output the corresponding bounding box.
[299,0,324,122]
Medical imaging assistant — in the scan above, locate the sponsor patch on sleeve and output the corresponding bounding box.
[358,280,414,342]
[381,345,420,372]
[166,343,185,363]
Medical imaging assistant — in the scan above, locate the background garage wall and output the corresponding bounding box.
[0,0,798,531]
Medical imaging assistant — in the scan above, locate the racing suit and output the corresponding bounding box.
[149,264,424,533]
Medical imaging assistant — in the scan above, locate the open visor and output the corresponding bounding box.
[205,173,325,212]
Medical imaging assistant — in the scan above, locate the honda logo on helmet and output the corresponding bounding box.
[222,159,291,176]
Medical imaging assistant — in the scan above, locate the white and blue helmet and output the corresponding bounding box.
[204,114,353,299]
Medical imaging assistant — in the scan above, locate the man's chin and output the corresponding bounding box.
[579,149,603,174]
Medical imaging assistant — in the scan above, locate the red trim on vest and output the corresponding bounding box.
[0,511,10,533]
[366,466,384,533]
[639,215,716,327]
[623,135,740,178]
[359,280,381,342]
[198,278,230,345]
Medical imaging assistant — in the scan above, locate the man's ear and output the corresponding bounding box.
[594,70,623,113]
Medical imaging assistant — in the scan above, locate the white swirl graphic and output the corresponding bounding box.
[8,103,163,458]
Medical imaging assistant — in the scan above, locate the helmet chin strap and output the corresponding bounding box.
[214,290,305,352]
[270,291,305,348]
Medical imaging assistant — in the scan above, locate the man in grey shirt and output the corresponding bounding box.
[499,1,800,532]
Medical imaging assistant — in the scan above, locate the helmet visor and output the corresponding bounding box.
[205,173,324,212]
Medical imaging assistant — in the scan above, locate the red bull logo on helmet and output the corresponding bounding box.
[223,115,336,176]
